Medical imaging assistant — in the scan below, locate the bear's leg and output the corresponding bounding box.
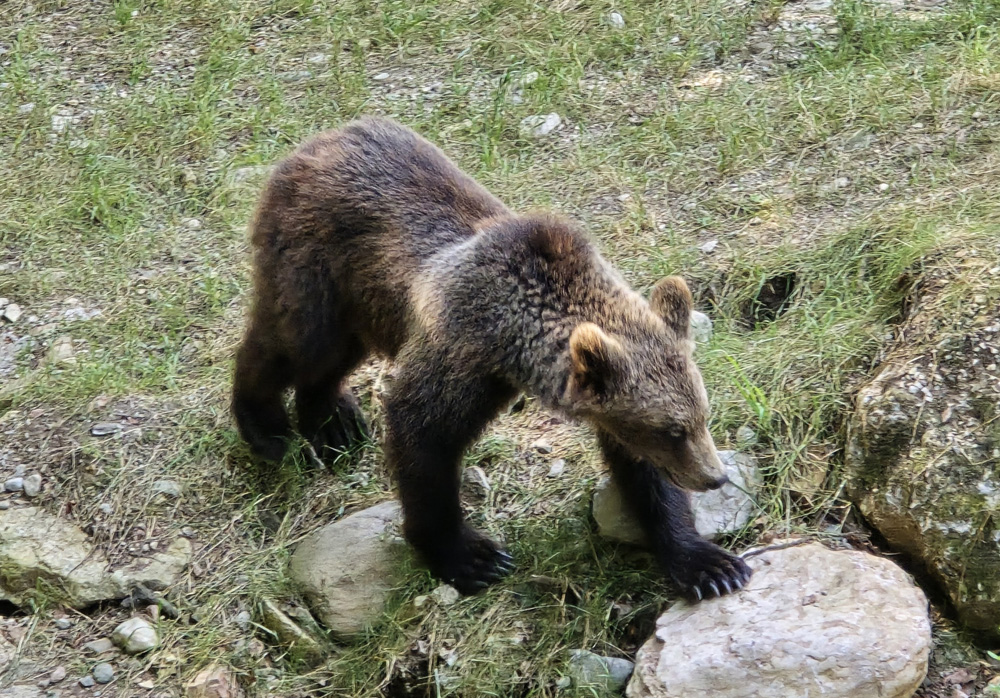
[233,325,293,462]
[598,432,751,600]
[384,352,517,594]
[294,337,369,464]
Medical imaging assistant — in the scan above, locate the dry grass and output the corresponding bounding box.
[2,0,1000,695]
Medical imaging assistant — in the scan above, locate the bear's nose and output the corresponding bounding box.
[706,474,729,490]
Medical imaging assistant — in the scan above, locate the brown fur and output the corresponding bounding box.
[232,117,750,597]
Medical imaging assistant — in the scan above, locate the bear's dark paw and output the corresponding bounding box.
[234,402,292,462]
[664,540,751,602]
[427,528,515,596]
[304,391,370,464]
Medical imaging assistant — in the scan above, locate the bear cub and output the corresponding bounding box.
[232,116,750,599]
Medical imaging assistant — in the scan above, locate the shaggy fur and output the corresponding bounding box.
[233,117,750,597]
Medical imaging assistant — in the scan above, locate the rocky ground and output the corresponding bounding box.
[2,0,1000,696]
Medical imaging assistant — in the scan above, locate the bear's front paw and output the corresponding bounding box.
[428,528,515,596]
[663,540,751,602]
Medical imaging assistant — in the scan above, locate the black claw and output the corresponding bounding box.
[693,586,703,601]
[721,579,733,595]
[708,581,721,598]
[497,551,514,564]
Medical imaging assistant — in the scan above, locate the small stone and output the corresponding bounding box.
[373,72,390,81]
[92,662,115,684]
[234,610,251,630]
[698,240,719,253]
[91,422,122,436]
[18,103,35,114]
[55,618,72,630]
[182,217,202,230]
[112,617,158,654]
[518,71,539,86]
[4,477,24,492]
[138,679,155,689]
[306,53,329,64]
[48,335,76,366]
[833,177,850,189]
[567,649,633,691]
[520,113,561,138]
[22,473,41,498]
[3,303,23,323]
[0,501,9,510]
[431,584,461,606]
[152,480,182,498]
[608,11,625,28]
[556,676,572,689]
[878,182,890,191]
[79,676,95,687]
[83,638,115,654]
[185,664,244,698]
[547,459,566,478]
[50,666,67,683]
[689,311,713,345]
[735,425,757,447]
[531,439,553,454]
[462,465,491,495]
[13,465,25,477]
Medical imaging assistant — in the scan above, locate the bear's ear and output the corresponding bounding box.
[566,322,624,402]
[650,276,693,338]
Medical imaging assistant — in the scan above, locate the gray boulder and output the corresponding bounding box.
[628,542,931,698]
[289,501,405,638]
[845,308,1000,635]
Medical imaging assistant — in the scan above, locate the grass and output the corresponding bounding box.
[2,0,1000,695]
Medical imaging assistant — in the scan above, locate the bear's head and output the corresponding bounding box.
[564,276,727,491]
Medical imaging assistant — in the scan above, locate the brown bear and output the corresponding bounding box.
[232,116,751,598]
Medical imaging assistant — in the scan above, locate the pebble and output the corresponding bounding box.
[48,335,76,365]
[431,584,461,606]
[22,473,41,498]
[91,422,122,436]
[520,113,561,138]
[833,177,850,189]
[83,638,115,654]
[518,71,539,87]
[608,11,625,28]
[92,662,115,684]
[234,610,252,630]
[531,439,553,454]
[112,617,159,654]
[55,618,72,630]
[4,477,24,492]
[0,501,9,510]
[13,465,25,477]
[79,676,95,687]
[50,666,67,683]
[462,465,491,494]
[2,303,23,323]
[373,72,390,80]
[736,425,758,447]
[17,102,34,114]
[547,459,567,478]
[152,479,182,498]
[879,182,890,191]
[699,240,719,253]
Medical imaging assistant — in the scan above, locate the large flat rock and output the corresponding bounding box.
[628,541,931,698]
[0,507,190,609]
